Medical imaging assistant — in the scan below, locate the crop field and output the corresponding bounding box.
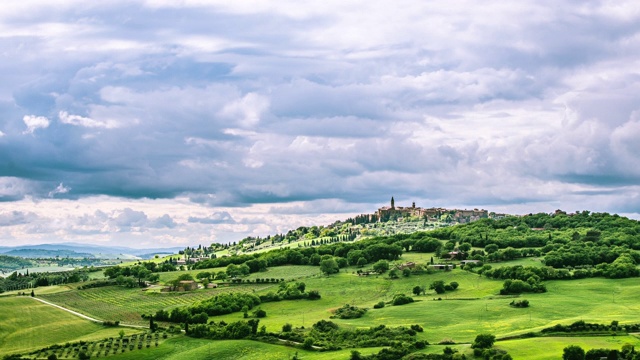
[157,264,321,284]
[0,296,139,356]
[39,284,272,325]
[22,331,175,359]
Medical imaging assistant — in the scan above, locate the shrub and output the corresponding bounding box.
[471,334,496,349]
[312,320,339,332]
[429,280,446,294]
[307,290,321,300]
[302,337,314,350]
[509,299,530,308]
[331,304,367,319]
[373,301,385,309]
[392,294,414,306]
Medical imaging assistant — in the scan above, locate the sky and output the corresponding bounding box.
[1,1,640,248]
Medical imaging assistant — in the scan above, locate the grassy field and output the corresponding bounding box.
[36,268,640,342]
[0,284,73,297]
[106,336,385,360]
[8,261,640,359]
[0,296,139,356]
[197,270,640,343]
[496,335,640,359]
[157,264,322,284]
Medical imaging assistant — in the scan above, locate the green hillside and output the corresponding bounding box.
[0,297,138,356]
[4,211,640,359]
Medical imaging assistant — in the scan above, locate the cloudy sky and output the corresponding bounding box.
[1,1,640,248]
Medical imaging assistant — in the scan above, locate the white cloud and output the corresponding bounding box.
[48,183,71,197]
[58,111,120,129]
[220,93,270,128]
[22,115,50,134]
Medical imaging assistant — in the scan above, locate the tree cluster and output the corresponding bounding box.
[330,304,367,319]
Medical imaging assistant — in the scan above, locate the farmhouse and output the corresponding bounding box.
[177,280,198,291]
[429,264,453,271]
[396,262,416,270]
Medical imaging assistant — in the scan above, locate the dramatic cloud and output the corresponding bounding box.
[0,1,639,247]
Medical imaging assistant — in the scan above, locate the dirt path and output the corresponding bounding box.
[29,296,147,329]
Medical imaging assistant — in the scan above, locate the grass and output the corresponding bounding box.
[204,270,640,343]
[0,284,73,297]
[106,336,384,360]
[496,335,640,359]
[9,262,640,358]
[0,296,139,356]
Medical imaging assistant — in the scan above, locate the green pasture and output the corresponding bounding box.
[107,336,384,360]
[205,271,640,343]
[10,265,640,357]
[496,335,640,359]
[200,269,501,334]
[0,296,138,356]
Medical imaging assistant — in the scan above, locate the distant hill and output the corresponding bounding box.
[2,249,95,259]
[0,243,182,260]
[0,255,35,272]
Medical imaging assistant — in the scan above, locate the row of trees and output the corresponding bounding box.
[563,344,639,360]
[150,282,320,324]
[104,264,159,287]
[0,268,93,293]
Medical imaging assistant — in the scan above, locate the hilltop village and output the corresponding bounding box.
[373,197,508,224]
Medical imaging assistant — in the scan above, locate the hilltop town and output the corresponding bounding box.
[373,197,508,224]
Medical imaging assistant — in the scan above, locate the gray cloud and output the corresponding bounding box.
[0,211,38,226]
[0,1,639,246]
[188,211,236,224]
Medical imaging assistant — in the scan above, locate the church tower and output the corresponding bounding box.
[391,196,395,209]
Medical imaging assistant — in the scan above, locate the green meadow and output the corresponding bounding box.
[497,336,640,359]
[194,270,640,343]
[0,297,139,356]
[104,337,385,360]
[5,263,640,358]
[25,268,640,339]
